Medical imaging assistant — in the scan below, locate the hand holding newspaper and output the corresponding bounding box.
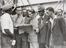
[15,24,33,33]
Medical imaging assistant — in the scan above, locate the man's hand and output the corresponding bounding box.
[11,40,16,46]
[35,28,39,33]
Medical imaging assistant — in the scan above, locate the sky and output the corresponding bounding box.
[17,0,61,6]
[16,0,65,11]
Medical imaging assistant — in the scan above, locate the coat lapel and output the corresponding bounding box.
[52,19,57,30]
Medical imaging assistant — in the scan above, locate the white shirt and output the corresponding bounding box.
[15,14,25,26]
[30,15,40,32]
[15,14,25,34]
[1,13,14,34]
[49,15,57,30]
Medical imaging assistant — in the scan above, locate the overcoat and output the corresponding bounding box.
[52,18,65,45]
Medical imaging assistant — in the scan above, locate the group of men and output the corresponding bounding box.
[0,0,66,48]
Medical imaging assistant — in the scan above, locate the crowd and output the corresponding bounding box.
[0,0,66,48]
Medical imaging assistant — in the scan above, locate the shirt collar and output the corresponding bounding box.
[49,15,57,23]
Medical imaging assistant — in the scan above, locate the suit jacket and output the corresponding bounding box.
[52,17,66,45]
[38,16,51,45]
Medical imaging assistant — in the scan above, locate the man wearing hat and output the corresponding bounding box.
[0,1,16,48]
[38,5,51,48]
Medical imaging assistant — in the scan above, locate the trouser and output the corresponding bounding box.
[16,32,29,48]
[39,43,46,48]
[0,31,1,48]
[38,31,51,48]
[1,33,12,48]
[28,32,39,48]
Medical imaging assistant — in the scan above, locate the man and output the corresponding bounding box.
[14,7,29,48]
[38,6,51,48]
[27,9,39,48]
[46,7,65,48]
[0,8,15,48]
[0,8,3,48]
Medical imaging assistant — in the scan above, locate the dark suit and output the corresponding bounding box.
[52,18,65,45]
[38,16,51,48]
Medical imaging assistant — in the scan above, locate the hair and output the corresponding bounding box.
[46,7,54,13]
[38,5,45,12]
[3,6,15,15]
[11,7,22,15]
[11,7,17,15]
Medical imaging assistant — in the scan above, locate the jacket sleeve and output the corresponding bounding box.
[58,18,66,39]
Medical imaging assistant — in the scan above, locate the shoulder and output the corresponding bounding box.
[55,17,65,24]
[1,13,11,19]
[36,15,40,19]
[2,13,10,16]
[56,17,64,21]
[33,15,40,21]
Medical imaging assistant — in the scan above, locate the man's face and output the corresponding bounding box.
[38,10,44,16]
[28,11,32,17]
[46,10,52,18]
[57,10,63,16]
[46,10,51,16]
[16,8,22,14]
